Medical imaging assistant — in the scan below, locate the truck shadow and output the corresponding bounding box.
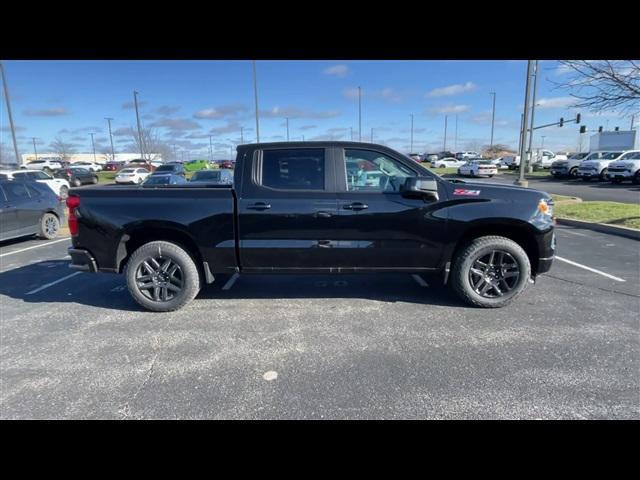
[0,261,465,311]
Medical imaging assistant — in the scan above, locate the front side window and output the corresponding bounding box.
[621,151,640,160]
[4,182,31,201]
[261,149,324,190]
[345,149,415,192]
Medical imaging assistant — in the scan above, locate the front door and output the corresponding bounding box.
[237,147,342,271]
[332,147,448,270]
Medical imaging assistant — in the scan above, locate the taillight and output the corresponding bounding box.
[66,195,80,236]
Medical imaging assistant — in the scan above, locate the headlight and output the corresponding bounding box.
[538,199,552,216]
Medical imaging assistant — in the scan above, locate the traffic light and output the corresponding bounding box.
[559,117,564,127]
[579,125,586,134]
[576,113,581,124]
[598,126,603,132]
[615,127,619,131]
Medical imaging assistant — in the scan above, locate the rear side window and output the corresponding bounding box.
[261,149,325,190]
[3,182,31,201]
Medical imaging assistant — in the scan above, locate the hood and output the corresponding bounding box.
[446,179,551,202]
[580,160,605,168]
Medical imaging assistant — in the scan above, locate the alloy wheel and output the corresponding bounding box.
[468,250,520,298]
[135,256,184,302]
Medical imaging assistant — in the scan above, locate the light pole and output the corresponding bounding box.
[173,144,177,161]
[443,115,448,151]
[105,117,115,162]
[358,86,362,142]
[286,117,290,141]
[370,127,374,143]
[252,61,260,143]
[526,60,539,173]
[410,114,414,152]
[541,136,546,149]
[240,126,244,144]
[208,135,213,161]
[0,62,21,166]
[133,90,145,160]
[32,137,38,161]
[489,92,496,148]
[89,133,97,162]
[455,114,458,150]
[517,60,535,187]
[350,126,353,141]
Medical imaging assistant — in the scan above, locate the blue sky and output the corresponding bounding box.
[0,60,632,161]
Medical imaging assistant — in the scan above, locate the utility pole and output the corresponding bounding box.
[173,144,177,161]
[252,61,260,143]
[526,60,539,173]
[443,115,448,151]
[240,126,244,144]
[0,62,21,166]
[358,86,362,142]
[455,114,458,150]
[105,117,115,162]
[133,90,145,160]
[32,137,38,161]
[516,60,535,187]
[410,114,414,152]
[350,126,353,141]
[541,135,546,149]
[208,135,213,161]
[370,127,374,143]
[89,133,97,162]
[630,114,635,130]
[286,117,290,141]
[489,92,497,148]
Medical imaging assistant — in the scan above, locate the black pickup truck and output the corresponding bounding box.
[67,142,555,311]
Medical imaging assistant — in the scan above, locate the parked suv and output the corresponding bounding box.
[550,152,590,178]
[151,163,186,177]
[577,151,625,181]
[606,150,640,184]
[72,161,103,172]
[23,159,63,172]
[0,169,70,198]
[54,167,99,187]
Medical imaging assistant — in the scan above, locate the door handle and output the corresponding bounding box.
[343,202,368,211]
[315,211,333,218]
[318,240,333,248]
[247,202,271,211]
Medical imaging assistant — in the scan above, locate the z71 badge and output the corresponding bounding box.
[453,188,481,196]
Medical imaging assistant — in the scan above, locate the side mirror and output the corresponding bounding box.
[401,177,439,201]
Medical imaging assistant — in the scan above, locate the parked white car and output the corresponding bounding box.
[115,168,150,184]
[550,152,590,178]
[432,157,466,168]
[23,159,64,172]
[489,157,509,169]
[577,151,626,181]
[457,160,498,178]
[606,150,640,184]
[72,161,103,172]
[150,160,164,168]
[0,169,71,198]
[455,151,480,160]
[531,150,568,169]
[502,155,521,169]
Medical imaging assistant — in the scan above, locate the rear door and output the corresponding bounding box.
[2,182,40,233]
[237,146,341,270]
[0,184,19,239]
[332,147,448,270]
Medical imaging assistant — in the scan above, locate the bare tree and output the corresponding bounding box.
[482,143,514,158]
[552,60,640,116]
[130,126,171,161]
[50,137,75,162]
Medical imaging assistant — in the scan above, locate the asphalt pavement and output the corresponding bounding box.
[1,225,638,420]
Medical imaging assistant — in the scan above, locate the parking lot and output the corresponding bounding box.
[1,219,638,419]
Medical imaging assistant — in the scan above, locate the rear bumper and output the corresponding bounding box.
[68,248,98,272]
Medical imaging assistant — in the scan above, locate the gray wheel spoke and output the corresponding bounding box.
[503,271,519,279]
[488,251,495,266]
[142,261,155,275]
[480,282,492,295]
[500,279,512,291]
[470,267,484,276]
[136,255,184,303]
[168,264,179,276]
[149,258,161,270]
[153,287,160,301]
[160,259,172,273]
[161,287,168,301]
[492,282,502,296]
[137,274,153,282]
[166,283,181,292]
[138,281,155,290]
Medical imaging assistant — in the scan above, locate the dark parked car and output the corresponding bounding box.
[125,159,156,172]
[190,169,234,185]
[104,161,126,172]
[142,174,188,186]
[54,167,98,187]
[151,163,186,177]
[0,180,65,241]
[67,141,555,312]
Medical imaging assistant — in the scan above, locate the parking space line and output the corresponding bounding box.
[555,256,626,282]
[411,274,429,287]
[0,238,70,258]
[25,272,82,295]
[222,272,240,290]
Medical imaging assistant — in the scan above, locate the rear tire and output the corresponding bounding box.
[599,168,608,181]
[125,241,201,312]
[569,167,578,178]
[451,236,531,308]
[633,171,640,185]
[73,178,81,187]
[59,185,69,198]
[38,213,60,240]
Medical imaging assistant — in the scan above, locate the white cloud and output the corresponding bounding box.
[427,82,477,97]
[343,87,361,100]
[193,104,248,119]
[259,106,341,119]
[427,105,471,115]
[535,97,575,109]
[323,64,349,77]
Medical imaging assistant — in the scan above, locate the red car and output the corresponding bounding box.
[218,160,234,169]
[125,160,156,172]
[104,161,126,171]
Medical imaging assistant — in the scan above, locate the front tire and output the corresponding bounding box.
[38,213,60,240]
[633,171,640,185]
[451,236,531,308]
[599,168,608,181]
[125,241,201,312]
[569,167,578,178]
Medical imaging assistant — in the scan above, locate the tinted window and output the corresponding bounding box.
[0,173,8,181]
[621,151,640,160]
[33,171,52,180]
[345,149,415,192]
[4,182,31,201]
[12,172,32,180]
[73,168,90,175]
[261,149,324,190]
[155,165,175,172]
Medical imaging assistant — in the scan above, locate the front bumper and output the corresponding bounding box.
[577,169,599,178]
[606,169,633,180]
[68,248,98,272]
[550,166,568,176]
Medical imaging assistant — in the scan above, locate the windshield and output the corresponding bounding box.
[621,151,640,160]
[155,165,176,172]
[144,176,172,184]
[602,152,623,159]
[119,169,135,173]
[192,171,221,181]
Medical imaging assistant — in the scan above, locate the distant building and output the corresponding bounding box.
[20,153,162,166]
[589,130,638,151]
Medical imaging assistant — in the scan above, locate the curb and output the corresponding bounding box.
[556,217,640,241]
